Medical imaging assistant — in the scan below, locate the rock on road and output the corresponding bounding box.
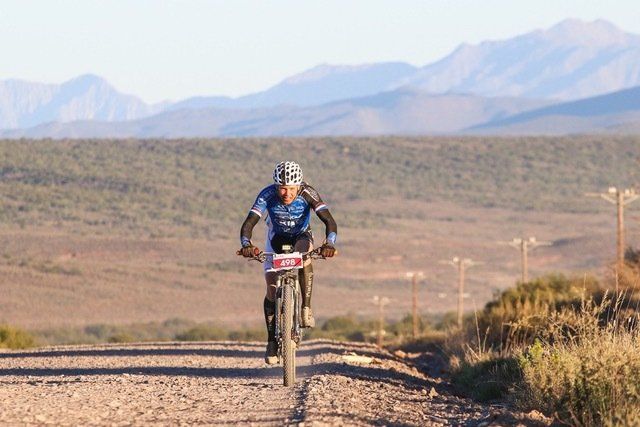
[0,340,544,426]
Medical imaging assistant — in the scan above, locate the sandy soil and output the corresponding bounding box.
[1,198,633,330]
[0,340,551,426]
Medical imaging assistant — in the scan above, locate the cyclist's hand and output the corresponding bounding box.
[240,245,260,258]
[320,243,336,258]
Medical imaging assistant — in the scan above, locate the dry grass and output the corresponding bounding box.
[470,273,600,353]
[451,266,640,425]
[516,294,640,426]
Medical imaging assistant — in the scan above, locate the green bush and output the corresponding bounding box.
[306,314,376,342]
[35,318,198,345]
[39,320,264,344]
[471,273,600,351]
[107,332,135,343]
[452,356,521,402]
[0,325,36,349]
[624,245,640,265]
[388,314,431,338]
[175,325,228,341]
[227,328,265,341]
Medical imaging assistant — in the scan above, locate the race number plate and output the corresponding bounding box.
[271,253,303,270]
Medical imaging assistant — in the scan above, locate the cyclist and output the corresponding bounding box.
[239,161,337,364]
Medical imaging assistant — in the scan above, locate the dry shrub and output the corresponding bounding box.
[469,274,599,353]
[450,266,640,422]
[517,294,640,426]
[0,325,35,349]
[614,248,640,292]
[449,272,640,414]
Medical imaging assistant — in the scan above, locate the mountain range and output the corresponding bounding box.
[2,18,640,137]
[468,85,640,134]
[0,74,165,129]
[1,90,551,138]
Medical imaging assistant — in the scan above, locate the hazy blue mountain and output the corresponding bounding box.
[0,64,417,129]
[11,81,640,138]
[3,18,640,134]
[399,19,640,100]
[169,20,640,111]
[1,88,549,138]
[0,74,164,129]
[168,62,418,110]
[467,85,640,135]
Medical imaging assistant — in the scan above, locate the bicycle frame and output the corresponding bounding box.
[238,246,325,386]
[265,248,312,356]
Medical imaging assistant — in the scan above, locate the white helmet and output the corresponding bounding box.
[273,161,303,186]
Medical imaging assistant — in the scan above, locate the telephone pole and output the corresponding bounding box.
[440,257,482,328]
[586,187,639,271]
[372,296,389,348]
[405,272,424,339]
[499,237,552,283]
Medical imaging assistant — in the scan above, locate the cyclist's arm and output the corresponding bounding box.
[240,186,272,247]
[301,183,337,245]
[316,209,337,245]
[240,212,260,247]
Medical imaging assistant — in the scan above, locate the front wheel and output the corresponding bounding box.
[281,280,296,386]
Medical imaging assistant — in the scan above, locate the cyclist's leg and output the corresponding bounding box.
[263,291,276,340]
[294,231,313,308]
[263,272,278,364]
[262,236,280,363]
[263,274,278,364]
[263,233,278,301]
[295,232,315,327]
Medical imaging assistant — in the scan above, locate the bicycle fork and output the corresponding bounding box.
[275,276,282,354]
[274,274,302,361]
[293,278,301,344]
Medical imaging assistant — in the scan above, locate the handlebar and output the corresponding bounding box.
[235,246,261,257]
[236,246,337,262]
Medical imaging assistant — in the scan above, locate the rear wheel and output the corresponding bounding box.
[282,279,296,386]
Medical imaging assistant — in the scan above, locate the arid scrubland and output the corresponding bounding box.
[1,136,640,422]
[1,136,638,331]
[1,136,639,232]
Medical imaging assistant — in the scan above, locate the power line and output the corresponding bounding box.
[498,237,552,283]
[586,187,639,271]
[439,257,482,328]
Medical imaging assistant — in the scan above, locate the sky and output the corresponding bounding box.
[1,0,640,103]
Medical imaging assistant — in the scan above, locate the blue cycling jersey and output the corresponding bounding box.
[249,183,328,239]
[240,182,337,250]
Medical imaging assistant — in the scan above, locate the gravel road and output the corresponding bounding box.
[0,340,549,426]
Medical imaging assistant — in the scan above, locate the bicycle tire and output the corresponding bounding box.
[282,278,296,386]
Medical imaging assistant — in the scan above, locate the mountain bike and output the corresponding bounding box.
[239,245,326,386]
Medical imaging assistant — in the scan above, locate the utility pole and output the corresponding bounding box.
[440,257,482,328]
[586,187,639,271]
[372,296,389,348]
[499,237,552,283]
[405,272,424,339]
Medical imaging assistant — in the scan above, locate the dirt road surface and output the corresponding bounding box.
[0,340,547,426]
